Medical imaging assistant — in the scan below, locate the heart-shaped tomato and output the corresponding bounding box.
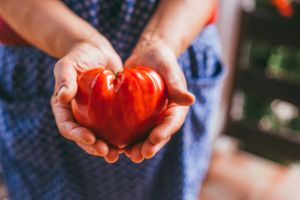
[71,67,168,148]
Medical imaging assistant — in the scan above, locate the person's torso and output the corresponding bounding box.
[0,0,217,47]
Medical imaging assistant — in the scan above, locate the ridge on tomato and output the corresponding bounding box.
[71,66,168,149]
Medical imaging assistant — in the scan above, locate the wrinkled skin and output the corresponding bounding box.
[123,39,195,163]
[51,40,195,164]
[51,41,125,163]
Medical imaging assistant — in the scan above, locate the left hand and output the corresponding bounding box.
[51,41,124,164]
[124,37,195,163]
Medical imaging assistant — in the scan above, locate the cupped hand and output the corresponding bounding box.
[124,38,195,163]
[51,40,123,163]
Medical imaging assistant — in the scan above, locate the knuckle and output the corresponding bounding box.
[55,59,72,70]
[50,95,58,105]
[54,60,73,84]
[53,60,65,76]
[55,79,67,91]
[59,122,74,138]
[72,127,92,144]
[168,116,182,133]
[150,134,163,145]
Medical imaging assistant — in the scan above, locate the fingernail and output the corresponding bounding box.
[118,149,124,154]
[81,138,93,145]
[172,90,195,106]
[98,144,109,156]
[124,151,131,158]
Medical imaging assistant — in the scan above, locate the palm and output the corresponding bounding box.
[51,42,123,163]
[124,42,193,163]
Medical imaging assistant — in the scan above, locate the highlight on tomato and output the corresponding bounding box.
[71,66,168,149]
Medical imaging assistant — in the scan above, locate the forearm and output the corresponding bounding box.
[0,0,105,58]
[140,0,217,56]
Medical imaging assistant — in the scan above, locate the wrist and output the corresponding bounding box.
[65,32,113,58]
[137,29,180,57]
[72,32,110,50]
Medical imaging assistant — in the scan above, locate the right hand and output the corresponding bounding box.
[123,37,195,163]
[51,39,123,163]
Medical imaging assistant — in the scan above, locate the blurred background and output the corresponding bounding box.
[1,0,300,200]
[200,0,300,199]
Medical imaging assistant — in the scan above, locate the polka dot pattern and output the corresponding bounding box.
[0,1,223,199]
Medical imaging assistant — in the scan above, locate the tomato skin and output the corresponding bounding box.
[71,67,168,149]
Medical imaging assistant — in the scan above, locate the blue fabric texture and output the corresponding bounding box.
[0,1,223,200]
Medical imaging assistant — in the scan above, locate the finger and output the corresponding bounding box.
[104,148,119,163]
[158,60,195,106]
[118,149,125,154]
[124,55,136,68]
[107,53,124,74]
[77,140,109,157]
[51,96,96,145]
[148,105,188,145]
[125,53,195,106]
[70,125,97,145]
[94,140,109,156]
[76,142,99,156]
[98,43,123,74]
[54,60,78,103]
[141,136,171,159]
[168,86,195,106]
[124,146,133,158]
[130,143,144,163]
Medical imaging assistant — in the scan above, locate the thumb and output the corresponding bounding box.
[124,54,136,68]
[161,62,195,106]
[54,60,78,103]
[125,51,195,105]
[168,85,195,106]
[107,54,123,74]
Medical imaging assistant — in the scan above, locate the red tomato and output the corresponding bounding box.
[272,0,293,17]
[71,67,168,149]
